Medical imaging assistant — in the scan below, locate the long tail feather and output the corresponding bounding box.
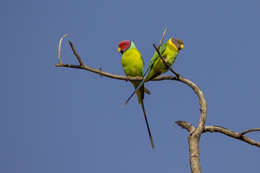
[124,68,152,106]
[140,101,155,149]
[143,63,152,79]
[124,90,138,106]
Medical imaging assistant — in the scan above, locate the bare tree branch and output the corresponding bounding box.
[56,31,259,173]
[204,125,260,147]
[176,121,195,133]
[68,40,84,66]
[58,33,69,64]
[241,128,260,136]
[176,121,260,148]
[56,63,178,82]
[56,35,178,82]
[152,42,207,173]
[179,77,206,173]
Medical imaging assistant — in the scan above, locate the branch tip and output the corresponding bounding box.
[241,128,260,136]
[58,33,69,64]
[203,125,260,147]
[158,26,168,49]
[176,121,195,133]
[68,40,85,66]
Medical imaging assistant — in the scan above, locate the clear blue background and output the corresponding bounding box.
[2,0,260,172]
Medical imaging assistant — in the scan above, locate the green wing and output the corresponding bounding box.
[148,43,167,69]
[144,43,167,81]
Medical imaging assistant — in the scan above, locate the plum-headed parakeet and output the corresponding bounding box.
[118,40,155,148]
[124,38,184,105]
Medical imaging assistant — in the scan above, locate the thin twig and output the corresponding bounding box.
[204,126,260,147]
[56,63,177,82]
[176,121,260,148]
[241,128,260,136]
[58,33,69,64]
[68,41,84,66]
[158,27,168,49]
[176,121,195,133]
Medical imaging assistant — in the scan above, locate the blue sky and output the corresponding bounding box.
[2,0,260,172]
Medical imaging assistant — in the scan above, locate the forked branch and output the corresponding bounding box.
[176,121,260,147]
[56,33,177,82]
[56,30,260,173]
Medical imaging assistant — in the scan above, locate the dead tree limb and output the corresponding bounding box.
[176,121,260,147]
[56,30,260,173]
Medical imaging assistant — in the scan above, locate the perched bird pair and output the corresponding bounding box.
[117,38,184,149]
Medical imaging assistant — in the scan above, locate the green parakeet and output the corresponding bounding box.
[124,38,184,105]
[118,40,155,148]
